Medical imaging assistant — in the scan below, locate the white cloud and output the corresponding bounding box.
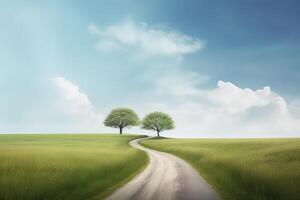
[88,19,205,57]
[148,73,300,137]
[208,81,288,115]
[53,77,93,114]
[52,76,104,131]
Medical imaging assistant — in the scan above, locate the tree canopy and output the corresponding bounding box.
[104,107,139,134]
[141,111,175,136]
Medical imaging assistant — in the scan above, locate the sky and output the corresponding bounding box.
[0,0,300,137]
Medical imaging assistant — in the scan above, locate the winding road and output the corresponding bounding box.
[106,137,220,200]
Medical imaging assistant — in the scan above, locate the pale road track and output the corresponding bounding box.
[106,137,220,200]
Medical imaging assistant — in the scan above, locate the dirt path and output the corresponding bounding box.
[106,137,220,200]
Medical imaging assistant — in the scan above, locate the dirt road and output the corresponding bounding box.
[106,137,220,200]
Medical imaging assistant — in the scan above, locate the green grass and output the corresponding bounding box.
[141,137,300,200]
[0,134,148,200]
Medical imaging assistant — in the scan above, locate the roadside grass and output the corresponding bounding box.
[0,134,148,200]
[141,137,300,200]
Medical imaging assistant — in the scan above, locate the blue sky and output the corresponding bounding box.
[0,0,300,137]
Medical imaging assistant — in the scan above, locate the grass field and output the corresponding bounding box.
[141,138,300,200]
[0,134,147,200]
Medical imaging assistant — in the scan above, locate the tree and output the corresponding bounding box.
[141,111,175,137]
[104,107,139,134]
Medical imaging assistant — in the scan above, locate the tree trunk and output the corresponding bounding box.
[119,127,123,135]
[157,130,160,137]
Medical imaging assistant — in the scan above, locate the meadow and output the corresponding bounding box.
[0,134,147,200]
[141,138,300,200]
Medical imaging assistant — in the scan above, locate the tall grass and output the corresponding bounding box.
[141,138,300,200]
[0,134,147,200]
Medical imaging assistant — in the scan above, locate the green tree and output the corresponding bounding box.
[141,111,175,137]
[104,107,139,134]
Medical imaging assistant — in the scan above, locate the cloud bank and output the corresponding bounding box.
[50,74,300,137]
[151,72,300,137]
